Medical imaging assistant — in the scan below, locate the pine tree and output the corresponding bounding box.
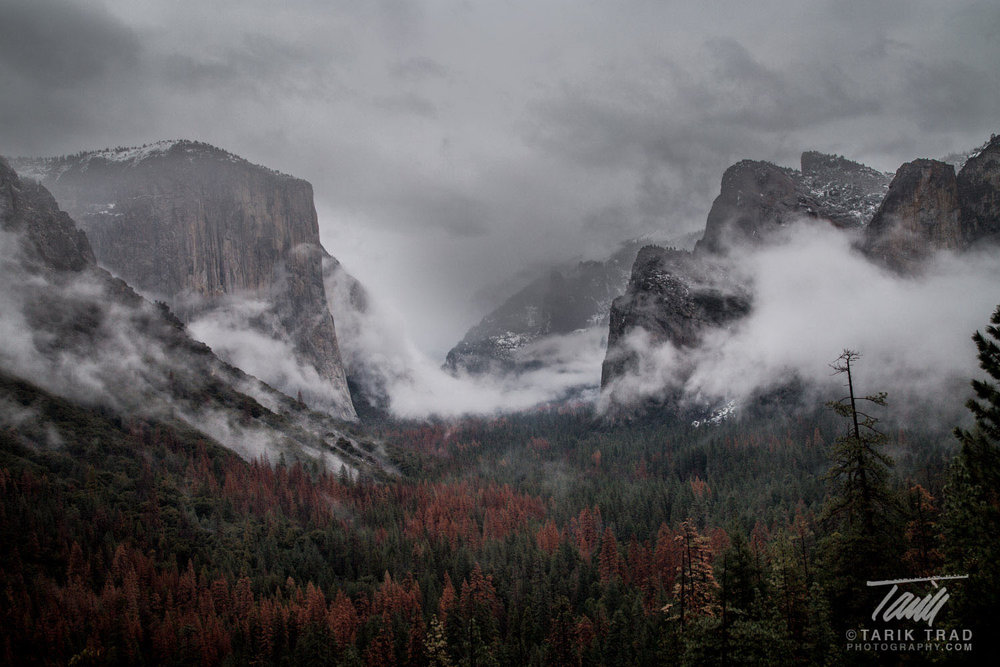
[424,615,452,667]
[663,520,718,628]
[818,350,900,627]
[545,596,578,667]
[901,484,943,576]
[942,305,1000,639]
[822,350,894,534]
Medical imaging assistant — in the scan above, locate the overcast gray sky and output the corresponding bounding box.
[2,0,998,357]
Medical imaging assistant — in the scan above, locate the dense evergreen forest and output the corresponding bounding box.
[3,310,1000,665]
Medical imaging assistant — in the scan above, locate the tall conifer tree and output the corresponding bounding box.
[943,305,1000,638]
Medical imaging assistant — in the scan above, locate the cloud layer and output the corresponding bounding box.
[184,295,355,416]
[601,224,1000,423]
[2,0,998,355]
[0,229,363,468]
[326,261,604,419]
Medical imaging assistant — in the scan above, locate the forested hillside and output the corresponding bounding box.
[3,308,997,664]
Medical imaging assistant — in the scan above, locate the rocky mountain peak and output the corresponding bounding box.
[695,160,820,255]
[695,152,892,257]
[800,151,892,228]
[12,142,356,420]
[862,159,962,272]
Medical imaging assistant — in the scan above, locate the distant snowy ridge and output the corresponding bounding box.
[12,140,296,182]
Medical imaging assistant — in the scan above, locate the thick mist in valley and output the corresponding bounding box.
[324,219,1000,421]
[7,5,1000,663]
[3,0,1000,419]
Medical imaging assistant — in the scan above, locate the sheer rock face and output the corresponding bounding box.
[600,246,750,387]
[957,135,1000,246]
[16,142,318,297]
[1,156,386,474]
[860,137,1000,273]
[862,159,962,272]
[12,141,356,420]
[1,157,94,272]
[695,160,817,255]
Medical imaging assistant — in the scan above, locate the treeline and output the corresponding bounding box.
[2,308,1000,664]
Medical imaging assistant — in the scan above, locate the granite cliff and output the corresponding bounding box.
[862,159,962,272]
[694,160,820,255]
[861,135,1000,272]
[605,151,891,395]
[0,157,387,475]
[13,141,356,420]
[600,246,750,388]
[601,137,1000,412]
[957,134,1000,246]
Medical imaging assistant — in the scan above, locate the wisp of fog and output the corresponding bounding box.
[602,223,1000,422]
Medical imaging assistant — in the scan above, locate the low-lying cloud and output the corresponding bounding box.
[601,223,1000,422]
[0,229,362,467]
[184,295,353,415]
[326,261,605,419]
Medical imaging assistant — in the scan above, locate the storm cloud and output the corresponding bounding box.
[2,0,998,359]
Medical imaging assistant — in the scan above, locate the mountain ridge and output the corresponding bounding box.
[1,155,390,475]
[445,149,891,397]
[600,136,1000,412]
[12,140,357,420]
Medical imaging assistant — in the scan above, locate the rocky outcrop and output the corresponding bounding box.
[12,141,356,420]
[800,151,892,228]
[957,134,1000,246]
[695,161,816,255]
[862,137,1000,273]
[862,159,962,272]
[600,246,750,386]
[604,151,888,393]
[1,155,387,476]
[445,240,641,375]
[696,154,892,255]
[1,158,94,271]
[860,136,1000,272]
